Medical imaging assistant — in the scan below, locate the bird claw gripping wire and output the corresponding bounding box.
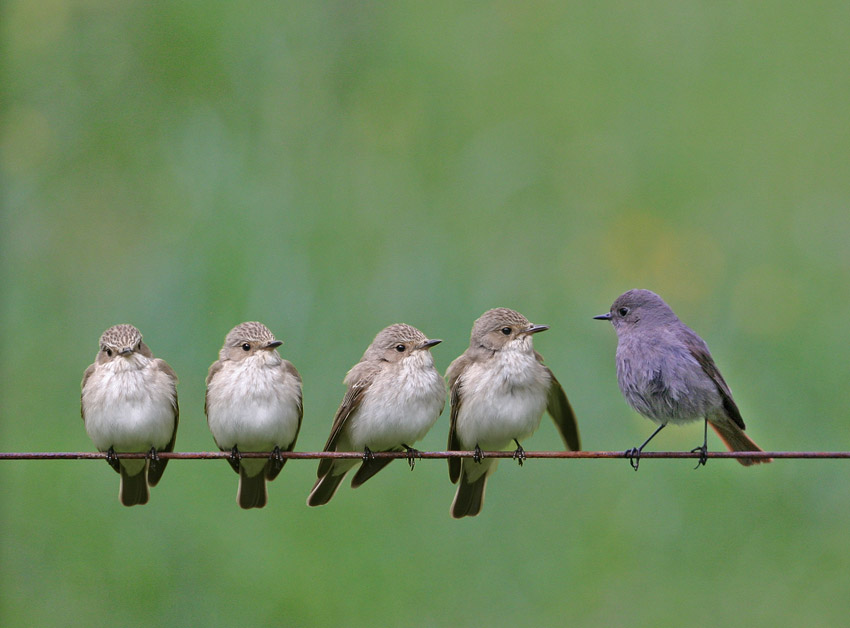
[402,444,420,470]
[227,445,242,473]
[147,446,162,475]
[690,445,708,469]
[269,445,285,474]
[625,447,642,471]
[512,440,526,466]
[106,446,121,473]
[473,444,483,464]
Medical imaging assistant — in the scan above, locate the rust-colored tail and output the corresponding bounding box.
[709,419,771,465]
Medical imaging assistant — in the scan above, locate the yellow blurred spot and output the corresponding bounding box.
[731,265,801,336]
[600,210,726,304]
[0,106,53,176]
[4,0,70,54]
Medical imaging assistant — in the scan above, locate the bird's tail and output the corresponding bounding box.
[119,465,149,507]
[709,419,772,465]
[237,467,268,509]
[307,473,346,507]
[450,466,488,519]
[307,460,356,507]
[350,456,395,488]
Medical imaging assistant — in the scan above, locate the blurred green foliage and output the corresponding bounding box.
[3,1,850,626]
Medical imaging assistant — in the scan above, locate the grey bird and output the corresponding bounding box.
[205,322,303,509]
[447,308,580,518]
[595,289,770,469]
[307,324,446,507]
[81,324,179,506]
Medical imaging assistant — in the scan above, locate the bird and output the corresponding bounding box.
[81,324,179,506]
[205,322,303,509]
[446,308,580,518]
[594,289,770,470]
[307,324,446,507]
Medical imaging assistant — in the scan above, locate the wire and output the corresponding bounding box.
[0,450,844,460]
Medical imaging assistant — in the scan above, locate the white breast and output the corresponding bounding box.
[455,348,550,450]
[347,351,446,451]
[82,357,176,455]
[206,356,301,452]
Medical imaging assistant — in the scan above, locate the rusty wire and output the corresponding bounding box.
[0,450,846,460]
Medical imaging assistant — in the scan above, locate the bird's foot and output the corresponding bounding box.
[690,444,708,469]
[222,445,242,473]
[512,440,526,466]
[147,446,162,475]
[362,446,374,463]
[402,444,420,470]
[269,445,285,473]
[106,446,120,472]
[473,444,483,464]
[625,447,641,471]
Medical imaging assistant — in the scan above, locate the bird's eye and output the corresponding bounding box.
[501,327,511,335]
[618,307,630,317]
[241,343,251,351]
[395,344,406,352]
[105,348,112,357]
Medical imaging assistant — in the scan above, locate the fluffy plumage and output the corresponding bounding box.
[81,324,178,506]
[447,308,580,518]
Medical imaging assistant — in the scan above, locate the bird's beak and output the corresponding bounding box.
[119,347,134,356]
[264,340,283,350]
[417,339,442,350]
[522,324,549,335]
[593,312,613,321]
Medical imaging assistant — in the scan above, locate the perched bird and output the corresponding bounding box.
[594,289,770,469]
[447,308,580,518]
[81,324,179,506]
[205,322,303,509]
[307,324,445,507]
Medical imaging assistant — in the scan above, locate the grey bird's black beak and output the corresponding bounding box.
[264,340,283,349]
[593,312,613,321]
[119,347,134,356]
[522,324,549,335]
[417,339,442,350]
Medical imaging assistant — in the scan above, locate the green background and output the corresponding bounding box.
[3,2,850,626]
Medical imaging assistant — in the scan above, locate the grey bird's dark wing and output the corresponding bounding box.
[682,331,746,430]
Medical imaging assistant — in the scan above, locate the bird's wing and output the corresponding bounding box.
[80,363,95,421]
[683,331,746,430]
[148,359,179,485]
[316,362,378,477]
[282,360,303,453]
[265,360,304,481]
[544,367,581,451]
[446,354,471,484]
[204,359,224,422]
